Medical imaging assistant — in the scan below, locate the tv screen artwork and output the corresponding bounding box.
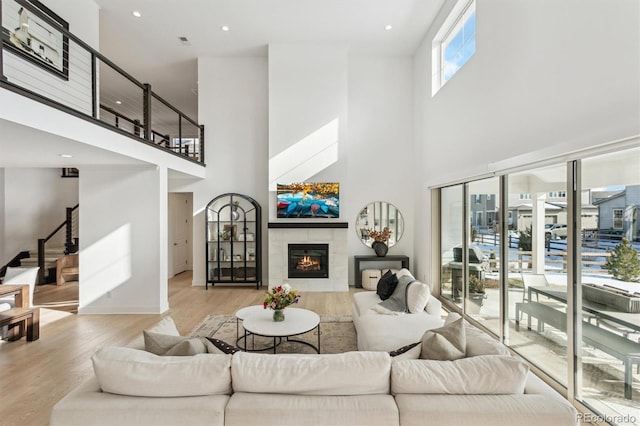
[277,183,340,218]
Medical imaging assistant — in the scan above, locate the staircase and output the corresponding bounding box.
[1,205,79,284]
[19,246,66,283]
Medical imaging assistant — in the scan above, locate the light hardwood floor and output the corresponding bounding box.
[0,272,358,426]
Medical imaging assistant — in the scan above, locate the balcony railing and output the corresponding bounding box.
[0,0,204,164]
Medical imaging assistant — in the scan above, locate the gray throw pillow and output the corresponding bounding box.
[378,275,415,312]
[143,331,207,356]
[420,318,466,360]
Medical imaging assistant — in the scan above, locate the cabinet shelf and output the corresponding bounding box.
[205,193,262,290]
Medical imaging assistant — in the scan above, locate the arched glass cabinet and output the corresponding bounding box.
[206,193,262,289]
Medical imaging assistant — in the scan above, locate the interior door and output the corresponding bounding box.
[169,193,190,276]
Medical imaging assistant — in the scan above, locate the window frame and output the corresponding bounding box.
[431,0,476,96]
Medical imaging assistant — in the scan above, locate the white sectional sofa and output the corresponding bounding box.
[352,268,443,351]
[50,314,578,426]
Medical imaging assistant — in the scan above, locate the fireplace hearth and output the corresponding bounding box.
[288,244,329,279]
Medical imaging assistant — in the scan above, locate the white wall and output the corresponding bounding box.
[2,0,100,115]
[2,168,78,262]
[268,44,349,200]
[413,0,640,282]
[347,56,416,279]
[177,52,416,287]
[79,166,168,314]
[0,169,4,263]
[173,57,269,287]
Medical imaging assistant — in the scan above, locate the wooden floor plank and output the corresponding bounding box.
[0,272,358,426]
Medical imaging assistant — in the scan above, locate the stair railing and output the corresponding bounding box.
[37,204,79,284]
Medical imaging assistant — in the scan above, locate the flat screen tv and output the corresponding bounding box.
[277,182,340,218]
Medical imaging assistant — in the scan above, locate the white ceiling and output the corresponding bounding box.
[93,0,445,120]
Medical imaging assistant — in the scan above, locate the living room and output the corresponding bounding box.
[0,0,638,425]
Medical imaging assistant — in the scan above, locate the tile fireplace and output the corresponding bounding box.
[268,223,348,292]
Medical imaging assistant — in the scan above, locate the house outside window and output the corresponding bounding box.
[612,208,623,229]
[519,193,531,200]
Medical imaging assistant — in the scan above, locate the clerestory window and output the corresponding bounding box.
[432,0,476,95]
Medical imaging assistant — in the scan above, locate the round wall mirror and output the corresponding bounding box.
[355,201,404,248]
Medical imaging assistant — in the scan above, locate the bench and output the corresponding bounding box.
[515,301,639,399]
[582,321,640,399]
[515,301,567,332]
[0,307,40,341]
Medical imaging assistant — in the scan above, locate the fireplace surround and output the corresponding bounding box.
[268,222,348,292]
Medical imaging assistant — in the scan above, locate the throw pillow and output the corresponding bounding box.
[389,341,421,359]
[420,318,466,360]
[395,268,415,280]
[376,270,399,300]
[143,331,207,356]
[442,313,510,356]
[406,282,431,313]
[205,337,240,354]
[444,311,462,325]
[378,275,415,312]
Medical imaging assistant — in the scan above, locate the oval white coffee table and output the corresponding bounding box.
[242,308,320,354]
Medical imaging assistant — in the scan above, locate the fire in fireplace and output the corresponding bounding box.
[288,244,329,279]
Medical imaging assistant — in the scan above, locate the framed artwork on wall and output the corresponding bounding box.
[1,0,69,80]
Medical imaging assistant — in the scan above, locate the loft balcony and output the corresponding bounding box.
[0,0,204,165]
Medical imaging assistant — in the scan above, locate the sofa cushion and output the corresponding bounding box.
[420,318,466,360]
[49,377,229,426]
[225,393,400,426]
[391,355,529,395]
[92,346,232,397]
[394,394,577,426]
[406,282,431,313]
[231,351,391,395]
[376,270,398,300]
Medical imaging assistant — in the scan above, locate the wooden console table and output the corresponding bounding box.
[354,255,410,288]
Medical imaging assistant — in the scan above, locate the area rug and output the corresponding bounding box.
[189,314,357,354]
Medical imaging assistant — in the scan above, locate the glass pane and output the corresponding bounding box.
[579,147,640,418]
[441,185,464,308]
[506,163,568,387]
[467,178,500,335]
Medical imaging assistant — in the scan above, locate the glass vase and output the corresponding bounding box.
[273,309,285,322]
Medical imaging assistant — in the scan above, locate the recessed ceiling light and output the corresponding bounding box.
[132,11,141,18]
[60,154,73,158]
[115,100,122,105]
[221,25,230,32]
[385,24,393,30]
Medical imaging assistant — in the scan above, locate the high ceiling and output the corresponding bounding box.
[93,0,445,120]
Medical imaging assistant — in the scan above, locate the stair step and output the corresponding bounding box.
[21,258,57,267]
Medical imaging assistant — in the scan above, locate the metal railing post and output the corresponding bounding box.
[91,53,97,118]
[200,125,205,163]
[0,1,6,82]
[37,239,46,284]
[143,83,152,140]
